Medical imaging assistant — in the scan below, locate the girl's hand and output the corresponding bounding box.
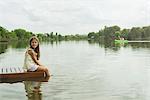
[28,50,42,65]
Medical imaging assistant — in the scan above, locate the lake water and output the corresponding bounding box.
[0,41,150,100]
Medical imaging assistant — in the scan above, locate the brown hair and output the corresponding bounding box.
[29,36,40,60]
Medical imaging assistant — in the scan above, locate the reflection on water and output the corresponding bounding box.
[1,40,150,100]
[0,43,8,54]
[0,41,59,54]
[129,42,150,49]
[24,81,42,100]
[1,40,150,55]
[11,41,28,49]
[88,40,150,50]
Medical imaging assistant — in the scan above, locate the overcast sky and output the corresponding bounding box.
[0,0,149,34]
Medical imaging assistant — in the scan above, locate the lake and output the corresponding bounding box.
[0,41,150,100]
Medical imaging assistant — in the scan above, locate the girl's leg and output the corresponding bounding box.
[36,66,50,77]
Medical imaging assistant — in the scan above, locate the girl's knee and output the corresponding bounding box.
[45,68,49,72]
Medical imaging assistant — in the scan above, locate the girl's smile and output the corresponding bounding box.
[31,39,38,49]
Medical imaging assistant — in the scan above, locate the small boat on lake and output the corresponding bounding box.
[114,39,128,44]
[0,67,50,83]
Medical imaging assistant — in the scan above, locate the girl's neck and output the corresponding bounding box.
[30,47,35,50]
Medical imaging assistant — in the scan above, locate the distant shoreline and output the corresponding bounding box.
[0,40,8,42]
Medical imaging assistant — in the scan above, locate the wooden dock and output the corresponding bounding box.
[0,67,50,83]
[128,41,150,43]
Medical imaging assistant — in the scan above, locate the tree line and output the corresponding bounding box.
[1,25,150,42]
[88,25,150,41]
[0,26,87,42]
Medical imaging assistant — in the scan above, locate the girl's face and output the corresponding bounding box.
[31,39,38,49]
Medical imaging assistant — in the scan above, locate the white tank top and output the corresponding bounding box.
[23,48,37,71]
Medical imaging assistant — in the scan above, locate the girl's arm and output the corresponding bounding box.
[28,50,42,66]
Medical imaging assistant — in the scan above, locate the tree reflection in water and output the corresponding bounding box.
[24,81,42,100]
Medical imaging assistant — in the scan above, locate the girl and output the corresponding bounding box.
[23,36,50,77]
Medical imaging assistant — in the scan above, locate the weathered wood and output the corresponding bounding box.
[18,67,21,72]
[18,67,24,72]
[0,67,50,83]
[7,67,11,73]
[5,68,7,73]
[1,72,42,77]
[1,68,3,74]
[10,68,13,73]
[14,67,17,73]
[3,68,6,74]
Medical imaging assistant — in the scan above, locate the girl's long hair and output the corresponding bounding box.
[29,36,40,60]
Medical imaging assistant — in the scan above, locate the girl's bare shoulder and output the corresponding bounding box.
[27,48,35,55]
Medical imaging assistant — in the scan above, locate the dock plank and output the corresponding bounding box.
[13,67,17,73]
[0,67,50,83]
[1,68,3,74]
[3,68,6,74]
[128,41,150,43]
[8,67,14,73]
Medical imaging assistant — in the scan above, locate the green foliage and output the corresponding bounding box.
[13,29,32,40]
[88,25,150,41]
[8,32,18,40]
[128,27,143,40]
[114,31,121,39]
[142,26,150,40]
[1,25,150,43]
[88,32,96,39]
[64,34,87,40]
[103,25,120,40]
[121,29,129,39]
[87,25,121,41]
[0,26,9,40]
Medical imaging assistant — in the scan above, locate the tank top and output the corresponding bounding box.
[23,48,37,71]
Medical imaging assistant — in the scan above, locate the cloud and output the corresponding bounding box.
[0,0,149,34]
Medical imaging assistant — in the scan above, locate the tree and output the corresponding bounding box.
[13,29,27,40]
[0,26,9,39]
[128,27,143,40]
[88,32,96,39]
[142,26,150,40]
[121,29,130,39]
[103,25,120,40]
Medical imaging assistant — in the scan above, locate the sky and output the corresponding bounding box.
[0,0,149,34]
